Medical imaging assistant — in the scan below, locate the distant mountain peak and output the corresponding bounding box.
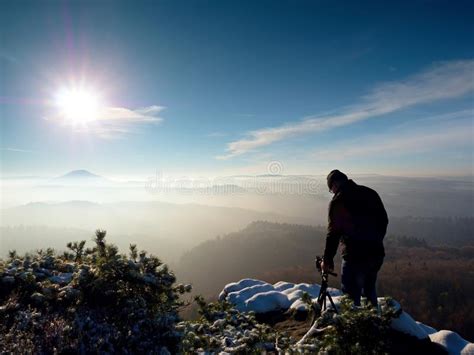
[58,170,102,179]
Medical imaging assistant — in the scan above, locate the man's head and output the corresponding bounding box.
[327,169,348,194]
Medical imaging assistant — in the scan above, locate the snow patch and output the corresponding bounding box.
[282,283,321,298]
[244,291,292,313]
[379,298,430,340]
[219,278,267,300]
[429,330,474,355]
[227,283,275,310]
[273,281,295,291]
[416,321,438,335]
[391,311,429,339]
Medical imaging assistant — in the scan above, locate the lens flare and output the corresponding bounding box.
[55,88,101,125]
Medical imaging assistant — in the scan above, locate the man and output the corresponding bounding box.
[321,170,388,307]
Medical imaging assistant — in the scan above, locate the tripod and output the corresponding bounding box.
[310,257,338,327]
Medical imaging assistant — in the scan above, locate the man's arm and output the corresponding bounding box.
[323,198,348,268]
[375,192,388,237]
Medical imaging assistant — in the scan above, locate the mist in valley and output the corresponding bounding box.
[1,170,473,263]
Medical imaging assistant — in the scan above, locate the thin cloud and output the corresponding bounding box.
[46,105,164,138]
[96,106,163,123]
[1,147,36,153]
[134,105,164,117]
[311,115,473,161]
[218,60,474,159]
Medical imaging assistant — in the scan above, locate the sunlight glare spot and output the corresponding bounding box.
[55,88,101,125]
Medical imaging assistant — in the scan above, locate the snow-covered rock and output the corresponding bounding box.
[220,278,474,355]
[285,289,307,303]
[273,281,295,291]
[289,298,309,312]
[429,330,474,355]
[219,278,267,300]
[244,291,292,313]
[221,280,344,314]
[379,298,432,340]
[417,321,437,335]
[391,311,430,339]
[220,281,327,317]
[227,283,274,307]
[282,283,317,296]
[326,287,343,297]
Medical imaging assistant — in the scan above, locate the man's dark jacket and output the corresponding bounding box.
[323,179,388,264]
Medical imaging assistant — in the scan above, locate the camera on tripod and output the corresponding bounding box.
[308,256,339,326]
[315,256,323,272]
[315,256,337,277]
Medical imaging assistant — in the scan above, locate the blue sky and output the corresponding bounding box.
[1,0,473,177]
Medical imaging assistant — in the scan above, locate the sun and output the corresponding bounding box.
[55,88,101,125]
